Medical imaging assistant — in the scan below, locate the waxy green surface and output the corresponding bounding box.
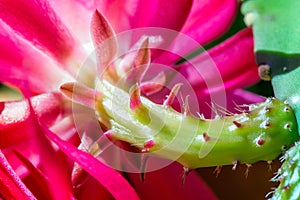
[97,81,299,169]
[242,0,300,54]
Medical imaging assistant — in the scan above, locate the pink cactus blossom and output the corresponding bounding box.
[0,0,263,199]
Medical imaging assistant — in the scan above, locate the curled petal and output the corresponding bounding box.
[2,91,76,199]
[23,96,75,200]
[0,150,37,200]
[0,0,77,63]
[181,0,238,45]
[43,126,140,200]
[13,151,52,200]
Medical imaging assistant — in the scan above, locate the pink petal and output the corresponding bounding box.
[0,0,77,64]
[74,173,114,200]
[43,126,140,200]
[96,0,193,32]
[23,99,75,200]
[0,150,36,200]
[49,0,96,43]
[127,162,217,200]
[0,91,78,199]
[0,93,63,148]
[13,151,52,200]
[166,87,264,118]
[181,0,238,45]
[226,89,265,106]
[0,22,73,95]
[178,28,259,96]
[149,29,260,117]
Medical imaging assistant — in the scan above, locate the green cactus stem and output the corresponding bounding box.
[91,80,298,169]
[61,81,299,170]
[242,0,300,79]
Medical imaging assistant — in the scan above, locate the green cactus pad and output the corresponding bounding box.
[242,0,300,77]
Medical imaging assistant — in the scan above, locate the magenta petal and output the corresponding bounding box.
[49,0,96,43]
[0,0,77,63]
[43,127,140,200]
[0,150,36,200]
[0,93,63,148]
[206,28,259,90]
[74,174,114,200]
[227,89,265,106]
[181,0,238,45]
[96,0,193,32]
[13,151,52,200]
[179,28,259,95]
[127,162,217,200]
[24,99,75,200]
[0,23,73,95]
